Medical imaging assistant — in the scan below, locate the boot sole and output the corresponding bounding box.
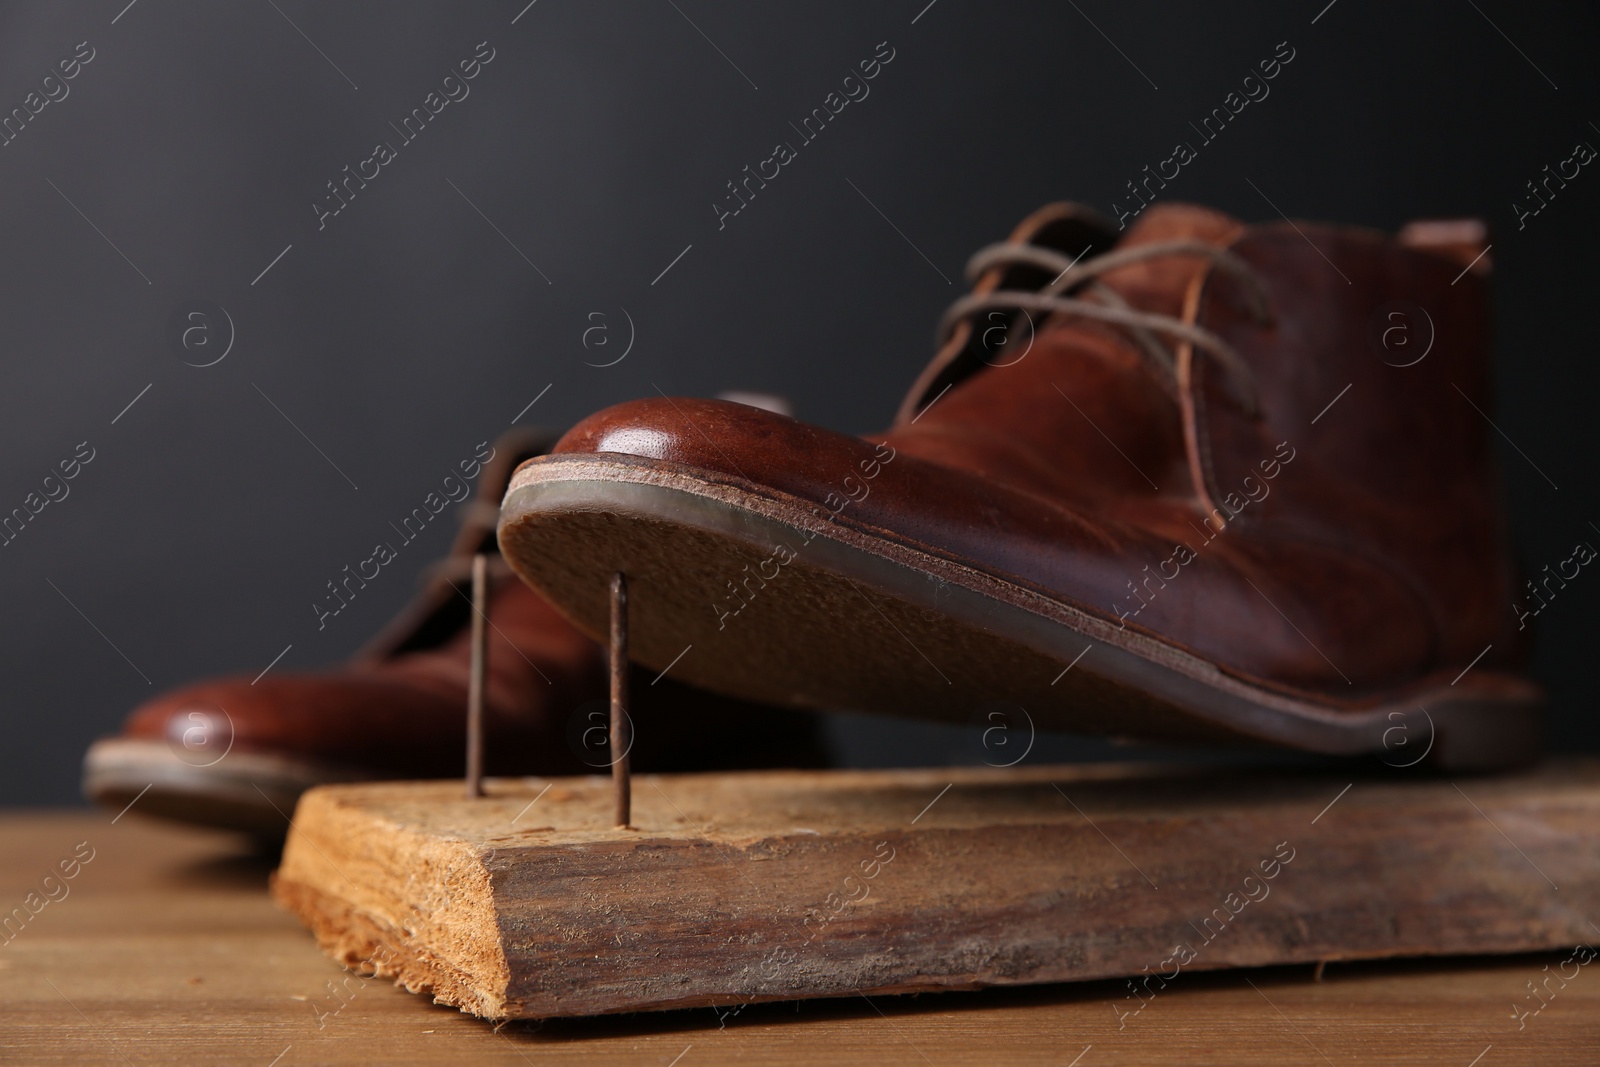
[82,738,375,838]
[500,457,1543,771]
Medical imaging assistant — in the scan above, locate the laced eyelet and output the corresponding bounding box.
[943,239,1269,417]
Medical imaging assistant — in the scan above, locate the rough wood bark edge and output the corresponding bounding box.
[270,875,507,1018]
[270,784,511,1017]
[272,762,1600,1020]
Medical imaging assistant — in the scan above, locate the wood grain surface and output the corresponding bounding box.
[272,760,1600,1025]
[3,799,1598,1065]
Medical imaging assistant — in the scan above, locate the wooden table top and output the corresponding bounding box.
[3,809,1595,1066]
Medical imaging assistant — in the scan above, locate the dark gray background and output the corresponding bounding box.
[2,0,1595,805]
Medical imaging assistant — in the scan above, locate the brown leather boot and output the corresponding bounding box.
[83,428,826,836]
[498,203,1541,770]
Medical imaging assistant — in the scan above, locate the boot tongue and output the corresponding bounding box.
[1099,203,1246,318]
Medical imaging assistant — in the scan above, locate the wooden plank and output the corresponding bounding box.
[269,759,1600,1021]
[6,809,1600,1064]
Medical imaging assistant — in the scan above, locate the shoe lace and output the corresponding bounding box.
[938,239,1272,415]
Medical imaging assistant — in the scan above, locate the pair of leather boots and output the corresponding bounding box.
[85,202,1541,835]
